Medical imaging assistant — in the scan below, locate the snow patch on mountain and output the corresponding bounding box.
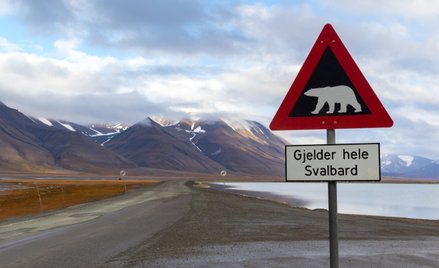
[90,123,128,132]
[185,122,206,152]
[380,154,438,178]
[255,126,265,135]
[193,126,206,133]
[100,138,111,146]
[222,119,270,141]
[89,130,121,137]
[187,132,202,152]
[223,118,252,132]
[89,126,103,135]
[191,138,202,152]
[150,116,179,127]
[38,117,53,126]
[57,120,76,132]
[211,147,222,156]
[398,155,414,167]
[110,123,128,131]
[86,124,127,142]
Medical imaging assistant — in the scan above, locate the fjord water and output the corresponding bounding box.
[219,183,439,220]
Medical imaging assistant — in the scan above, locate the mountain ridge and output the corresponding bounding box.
[381,154,439,179]
[105,117,286,176]
[1,101,438,179]
[0,103,136,174]
[0,102,286,177]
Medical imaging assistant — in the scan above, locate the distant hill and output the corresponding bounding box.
[0,102,135,173]
[1,100,438,179]
[381,154,439,179]
[105,118,225,174]
[32,117,128,146]
[105,117,286,176]
[0,102,55,172]
[0,101,286,177]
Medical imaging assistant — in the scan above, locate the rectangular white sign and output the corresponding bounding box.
[286,143,380,181]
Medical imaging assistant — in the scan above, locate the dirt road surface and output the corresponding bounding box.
[0,180,438,267]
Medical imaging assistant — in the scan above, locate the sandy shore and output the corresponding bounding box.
[105,181,439,267]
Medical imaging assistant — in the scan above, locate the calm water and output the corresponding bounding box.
[217,183,439,220]
[0,183,29,192]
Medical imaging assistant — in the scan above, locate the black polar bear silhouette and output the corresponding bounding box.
[304,85,362,114]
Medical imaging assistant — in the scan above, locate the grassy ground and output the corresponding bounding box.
[0,179,159,221]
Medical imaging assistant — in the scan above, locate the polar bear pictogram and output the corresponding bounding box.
[304,85,362,114]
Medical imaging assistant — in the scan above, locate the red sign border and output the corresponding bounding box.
[270,24,393,130]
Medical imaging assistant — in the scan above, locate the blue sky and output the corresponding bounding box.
[0,0,439,158]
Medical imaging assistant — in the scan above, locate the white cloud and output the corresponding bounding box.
[2,1,439,159]
[0,0,15,15]
[324,0,439,20]
[0,36,20,52]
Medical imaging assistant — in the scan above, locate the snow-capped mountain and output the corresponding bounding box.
[33,117,85,133]
[31,116,129,146]
[18,109,287,176]
[0,102,135,173]
[105,117,286,176]
[149,116,179,127]
[2,100,438,179]
[381,154,435,178]
[86,123,129,146]
[105,118,225,174]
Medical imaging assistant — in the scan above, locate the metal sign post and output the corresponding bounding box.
[327,129,338,268]
[270,24,393,268]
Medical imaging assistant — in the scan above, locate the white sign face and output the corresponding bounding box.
[286,143,380,181]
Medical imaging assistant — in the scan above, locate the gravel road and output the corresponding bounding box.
[0,181,192,268]
[0,180,438,268]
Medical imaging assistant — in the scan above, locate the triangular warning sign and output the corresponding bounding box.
[270,24,393,130]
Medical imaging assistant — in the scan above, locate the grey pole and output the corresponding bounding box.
[327,129,338,268]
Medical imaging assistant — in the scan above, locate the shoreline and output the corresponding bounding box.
[210,181,439,220]
[107,181,439,267]
[210,182,311,207]
[0,180,438,267]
